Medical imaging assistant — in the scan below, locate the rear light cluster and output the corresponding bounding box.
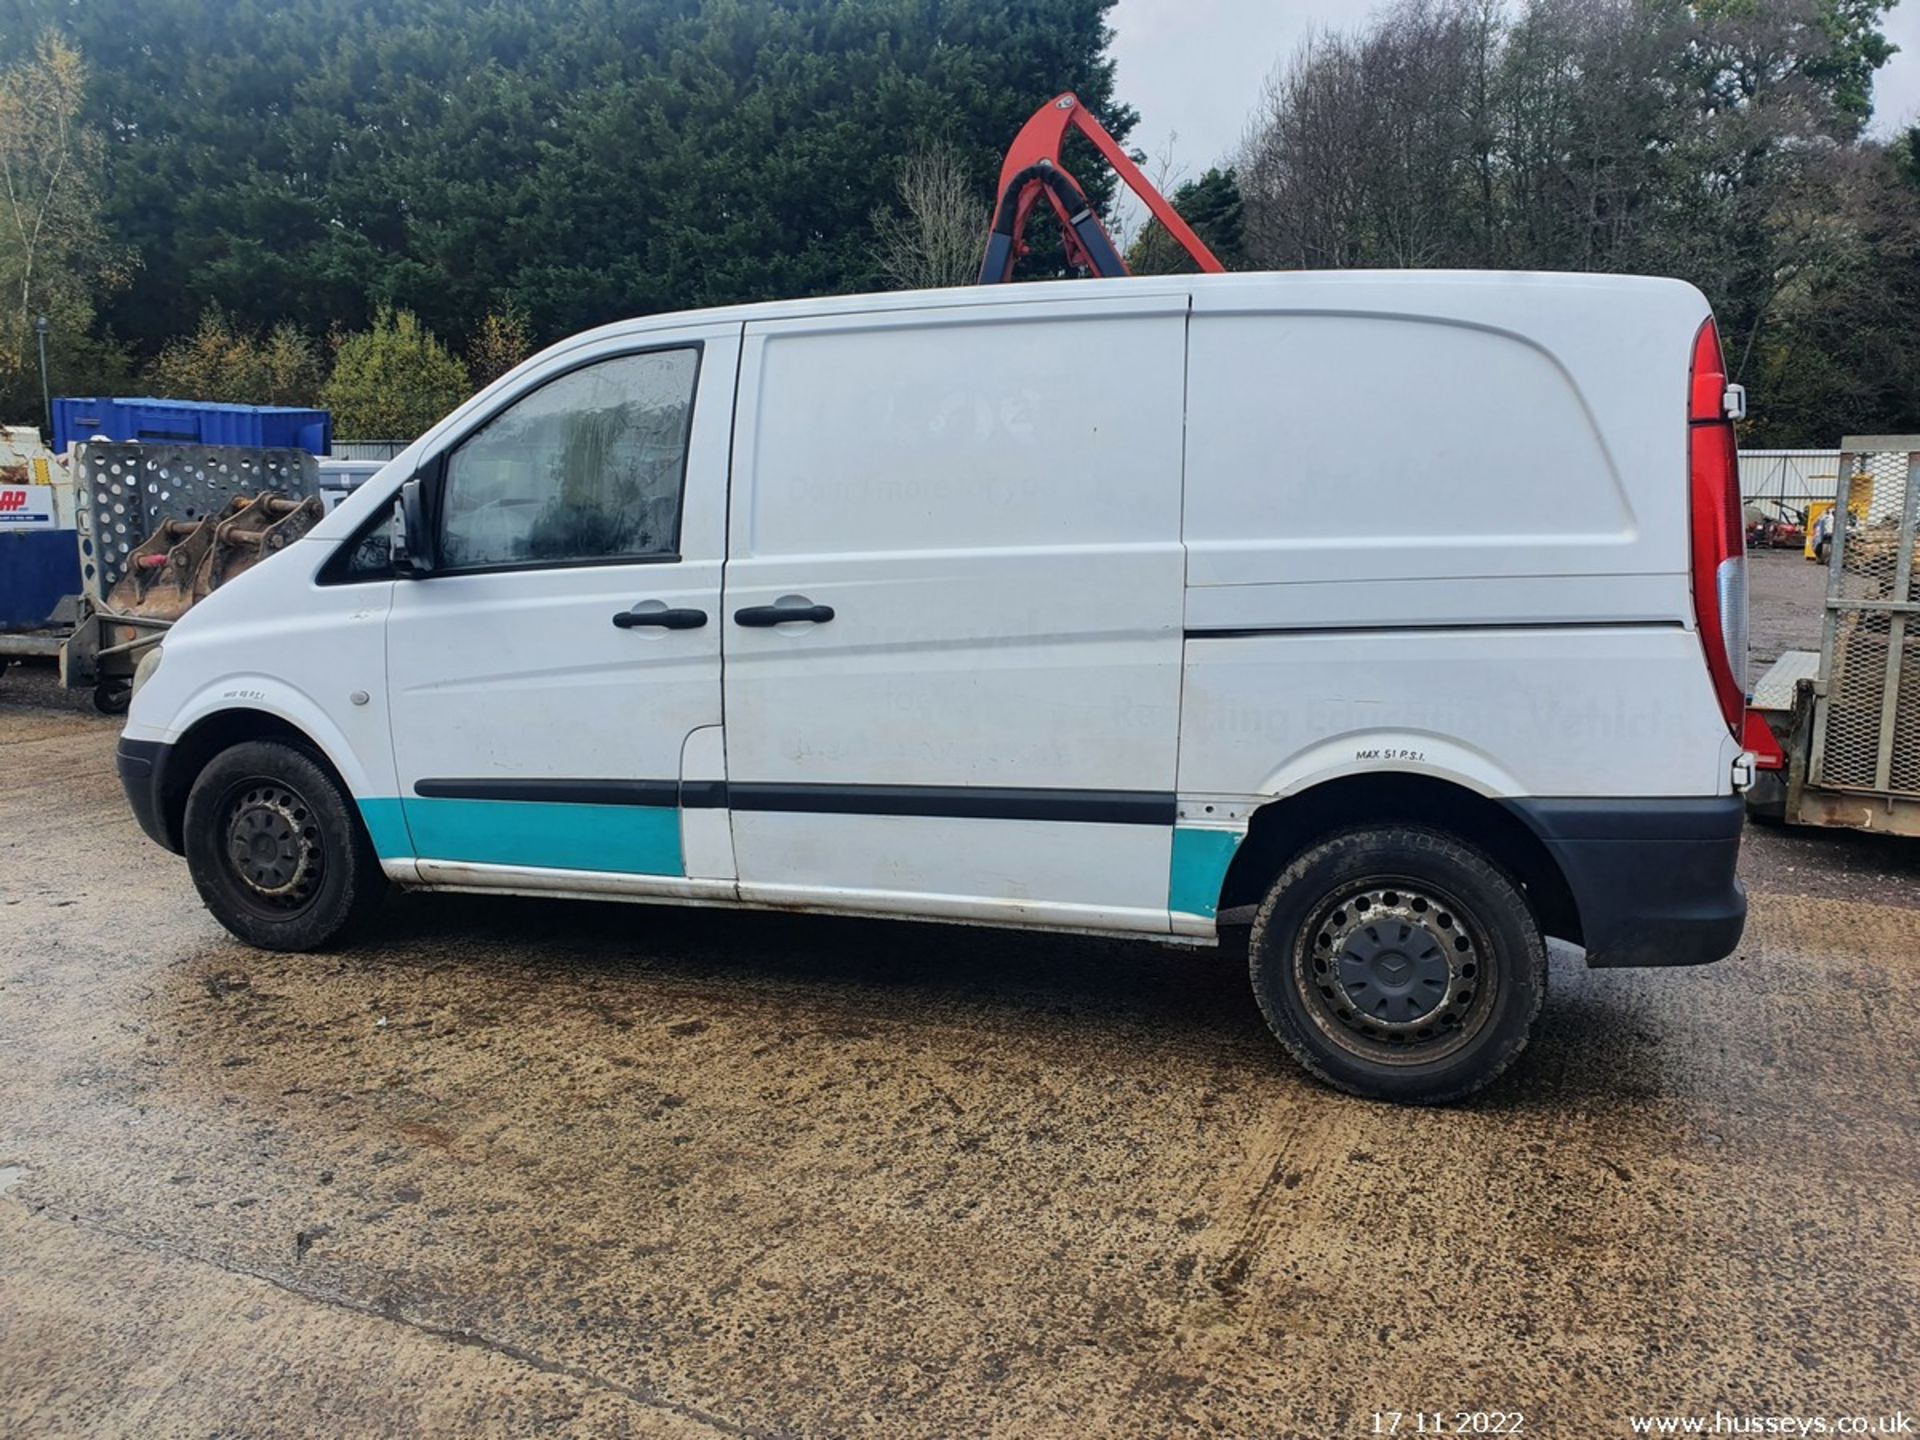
[1688,320,1783,769]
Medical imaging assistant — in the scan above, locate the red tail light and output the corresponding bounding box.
[1689,320,1781,768]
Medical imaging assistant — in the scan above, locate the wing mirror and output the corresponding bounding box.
[392,475,436,577]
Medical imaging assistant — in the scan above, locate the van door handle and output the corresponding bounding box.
[734,601,835,627]
[613,604,707,630]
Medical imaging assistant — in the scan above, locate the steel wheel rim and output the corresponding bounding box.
[1291,875,1498,1065]
[222,780,323,915]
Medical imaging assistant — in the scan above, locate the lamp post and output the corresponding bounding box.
[33,315,51,441]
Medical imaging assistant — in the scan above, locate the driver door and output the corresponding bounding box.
[383,324,738,889]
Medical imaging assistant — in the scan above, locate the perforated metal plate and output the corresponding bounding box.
[73,443,319,597]
[1813,441,1920,797]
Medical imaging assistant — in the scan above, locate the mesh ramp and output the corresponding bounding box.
[1810,439,1920,799]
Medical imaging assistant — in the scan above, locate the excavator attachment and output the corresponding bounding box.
[979,93,1226,284]
[107,492,324,622]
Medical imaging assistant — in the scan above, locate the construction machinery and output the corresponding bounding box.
[979,93,1224,283]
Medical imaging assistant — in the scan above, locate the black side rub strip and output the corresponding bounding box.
[1185,620,1689,640]
[415,778,682,807]
[413,778,1175,826]
[728,783,1174,825]
[679,780,730,810]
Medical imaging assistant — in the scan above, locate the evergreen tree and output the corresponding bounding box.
[1126,168,1245,274]
[1,0,1131,358]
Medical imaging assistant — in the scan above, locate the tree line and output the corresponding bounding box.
[1200,0,1915,448]
[0,0,1911,445]
[0,0,1129,436]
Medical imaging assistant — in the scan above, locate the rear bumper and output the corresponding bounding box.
[118,736,181,853]
[1504,795,1746,968]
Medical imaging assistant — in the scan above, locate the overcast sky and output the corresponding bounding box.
[1107,0,1920,184]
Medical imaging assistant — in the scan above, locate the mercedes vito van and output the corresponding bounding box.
[118,272,1766,1103]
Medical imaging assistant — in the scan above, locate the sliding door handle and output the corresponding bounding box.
[734,601,835,627]
[614,604,708,630]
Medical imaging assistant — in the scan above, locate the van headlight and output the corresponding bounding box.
[131,643,164,699]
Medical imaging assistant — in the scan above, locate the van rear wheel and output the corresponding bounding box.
[1248,826,1546,1104]
[183,740,386,951]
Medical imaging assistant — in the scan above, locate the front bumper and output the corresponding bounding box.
[117,736,181,853]
[1504,795,1747,968]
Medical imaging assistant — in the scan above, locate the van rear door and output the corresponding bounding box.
[720,294,1188,933]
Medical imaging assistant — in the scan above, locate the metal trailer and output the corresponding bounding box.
[0,441,322,712]
[1750,435,1920,836]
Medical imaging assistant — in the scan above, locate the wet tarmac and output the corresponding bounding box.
[2,661,1916,1437]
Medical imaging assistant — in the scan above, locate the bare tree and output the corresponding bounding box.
[1239,3,1503,271]
[1231,0,1911,442]
[1240,34,1367,270]
[1110,131,1184,264]
[1239,0,1863,277]
[0,33,129,400]
[870,145,988,291]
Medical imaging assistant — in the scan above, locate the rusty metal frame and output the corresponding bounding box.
[1782,677,1920,836]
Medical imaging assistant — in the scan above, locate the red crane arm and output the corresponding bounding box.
[979,93,1226,283]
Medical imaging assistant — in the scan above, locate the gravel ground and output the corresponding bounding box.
[1747,544,1827,680]
[2,657,1916,1438]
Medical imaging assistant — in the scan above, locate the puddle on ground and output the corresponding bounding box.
[0,1164,31,1196]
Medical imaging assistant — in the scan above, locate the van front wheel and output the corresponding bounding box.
[183,740,387,951]
[1248,827,1546,1104]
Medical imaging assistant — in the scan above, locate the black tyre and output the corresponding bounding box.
[93,678,132,715]
[1248,826,1546,1104]
[183,740,387,951]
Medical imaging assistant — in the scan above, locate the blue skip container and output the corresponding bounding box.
[53,397,332,458]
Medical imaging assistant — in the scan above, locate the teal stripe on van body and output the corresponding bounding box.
[377,797,684,876]
[363,788,1212,900]
[357,798,413,861]
[1170,827,1244,918]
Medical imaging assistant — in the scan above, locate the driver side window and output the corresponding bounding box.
[439,347,699,571]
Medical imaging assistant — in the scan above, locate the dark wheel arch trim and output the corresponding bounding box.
[1217,774,1584,948]
[119,710,358,856]
[1216,775,1744,969]
[181,738,388,951]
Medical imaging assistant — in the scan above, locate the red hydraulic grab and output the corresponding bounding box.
[978,93,1226,284]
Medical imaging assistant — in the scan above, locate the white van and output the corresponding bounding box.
[119,272,1762,1103]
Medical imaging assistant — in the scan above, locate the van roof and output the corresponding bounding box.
[560,268,1700,348]
[305,266,1705,547]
